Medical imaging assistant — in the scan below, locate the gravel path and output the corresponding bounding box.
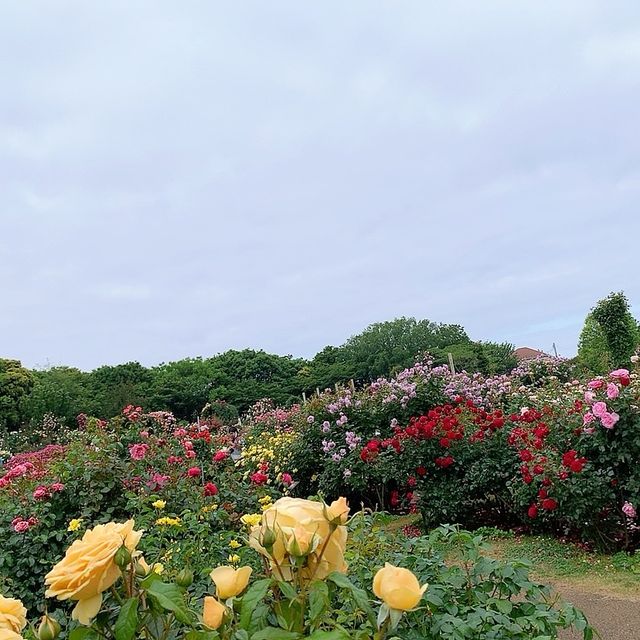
[556,584,640,640]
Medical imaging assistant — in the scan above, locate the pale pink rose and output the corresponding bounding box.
[610,369,630,379]
[50,482,65,492]
[600,412,619,429]
[606,383,619,399]
[583,412,595,425]
[592,401,608,418]
[584,391,595,403]
[13,520,30,533]
[588,379,604,389]
[622,501,636,519]
[185,450,196,459]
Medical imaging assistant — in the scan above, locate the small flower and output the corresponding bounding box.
[240,513,261,527]
[152,563,164,574]
[227,554,241,565]
[67,518,84,532]
[228,539,241,549]
[155,517,182,527]
[152,500,166,510]
[622,501,637,519]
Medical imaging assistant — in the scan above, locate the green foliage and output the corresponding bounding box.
[346,516,595,639]
[577,313,610,374]
[579,292,639,372]
[0,359,34,431]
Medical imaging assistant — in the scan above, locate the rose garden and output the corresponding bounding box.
[1,348,639,640]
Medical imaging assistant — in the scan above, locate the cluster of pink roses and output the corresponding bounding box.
[582,369,630,431]
[32,482,64,501]
[11,515,38,533]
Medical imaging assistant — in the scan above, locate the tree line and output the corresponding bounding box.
[1,317,516,430]
[2,294,637,433]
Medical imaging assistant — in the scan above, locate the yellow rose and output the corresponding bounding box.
[209,566,252,599]
[372,563,428,611]
[202,596,226,630]
[45,520,142,625]
[248,497,348,582]
[0,595,26,634]
[0,630,23,640]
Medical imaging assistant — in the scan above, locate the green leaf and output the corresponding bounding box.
[494,599,513,615]
[308,581,329,623]
[306,631,351,640]
[239,578,271,630]
[146,581,193,625]
[69,630,99,640]
[114,597,139,640]
[250,628,301,640]
[184,632,220,640]
[326,572,376,627]
[277,580,298,600]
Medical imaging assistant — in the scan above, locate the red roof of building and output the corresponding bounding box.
[515,347,546,361]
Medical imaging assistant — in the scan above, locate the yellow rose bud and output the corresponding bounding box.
[45,520,142,625]
[372,563,428,612]
[285,526,319,557]
[114,545,132,569]
[175,568,194,587]
[202,596,226,630]
[37,614,61,640]
[209,566,252,600]
[0,595,27,635]
[324,497,350,525]
[135,556,150,577]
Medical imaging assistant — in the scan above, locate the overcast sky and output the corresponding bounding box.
[2,2,640,371]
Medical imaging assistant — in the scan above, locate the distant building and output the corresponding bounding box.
[515,347,547,361]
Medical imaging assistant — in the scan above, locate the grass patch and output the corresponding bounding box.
[477,529,640,597]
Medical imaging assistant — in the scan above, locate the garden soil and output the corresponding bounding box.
[556,583,640,640]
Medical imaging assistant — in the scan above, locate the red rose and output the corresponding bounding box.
[416,466,427,477]
[203,482,218,496]
[187,467,201,477]
[541,498,558,511]
[435,456,454,468]
[528,504,538,519]
[250,471,268,485]
[532,465,545,475]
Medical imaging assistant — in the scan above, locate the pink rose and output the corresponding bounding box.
[606,383,619,399]
[50,482,65,492]
[584,391,595,403]
[185,450,196,459]
[213,450,229,462]
[187,467,201,478]
[592,401,608,418]
[583,412,595,425]
[622,501,637,519]
[588,379,604,389]
[281,472,293,486]
[13,520,30,533]
[33,485,50,500]
[582,426,596,434]
[610,368,630,379]
[129,443,149,461]
[600,412,619,429]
